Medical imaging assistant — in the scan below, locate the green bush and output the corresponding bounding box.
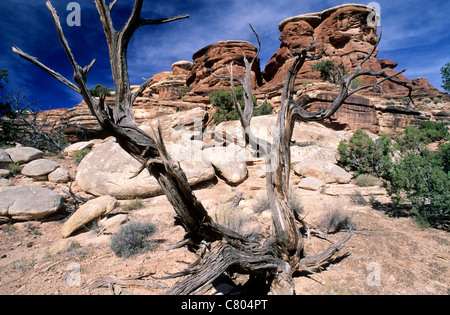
[389,122,449,228]
[337,122,449,228]
[122,197,144,211]
[73,148,91,165]
[312,60,336,82]
[210,86,272,124]
[110,222,157,258]
[89,84,113,98]
[8,163,22,176]
[338,130,392,177]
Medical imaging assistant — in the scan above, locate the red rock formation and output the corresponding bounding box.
[260,4,445,100]
[185,40,262,103]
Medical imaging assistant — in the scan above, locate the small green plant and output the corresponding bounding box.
[122,197,144,211]
[67,241,85,256]
[177,86,192,99]
[302,80,313,88]
[56,152,66,159]
[110,221,157,258]
[73,148,91,164]
[383,99,396,105]
[433,98,441,104]
[2,223,17,233]
[210,86,272,124]
[89,84,113,97]
[8,162,22,176]
[11,258,36,272]
[354,174,379,187]
[312,60,336,83]
[338,130,393,177]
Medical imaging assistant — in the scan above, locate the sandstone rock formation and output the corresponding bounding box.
[185,41,262,103]
[293,160,352,184]
[61,195,118,238]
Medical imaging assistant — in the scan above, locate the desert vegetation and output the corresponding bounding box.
[337,121,449,228]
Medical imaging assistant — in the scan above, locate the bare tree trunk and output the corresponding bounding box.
[13,1,413,295]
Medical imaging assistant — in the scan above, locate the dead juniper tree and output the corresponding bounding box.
[14,1,413,295]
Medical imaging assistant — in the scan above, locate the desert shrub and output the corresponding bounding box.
[395,121,449,152]
[210,86,272,124]
[89,84,113,98]
[214,204,260,239]
[338,130,393,177]
[73,148,91,165]
[320,208,356,234]
[8,163,22,176]
[388,121,449,228]
[252,189,303,216]
[253,196,271,214]
[349,191,368,206]
[110,221,157,258]
[122,197,144,211]
[312,60,336,82]
[389,149,449,228]
[354,174,379,187]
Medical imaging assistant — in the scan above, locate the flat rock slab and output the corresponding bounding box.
[21,159,60,180]
[64,141,94,157]
[5,147,43,164]
[294,160,351,184]
[0,186,63,221]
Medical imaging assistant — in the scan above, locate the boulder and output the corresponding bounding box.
[48,168,70,183]
[0,149,12,168]
[293,160,351,184]
[290,145,337,165]
[61,195,118,238]
[5,147,43,164]
[76,141,162,199]
[179,160,216,185]
[21,159,60,180]
[76,140,215,199]
[0,169,10,179]
[298,177,326,191]
[203,145,248,184]
[0,179,14,187]
[0,186,63,221]
[64,141,94,157]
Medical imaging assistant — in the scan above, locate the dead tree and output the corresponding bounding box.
[14,1,413,295]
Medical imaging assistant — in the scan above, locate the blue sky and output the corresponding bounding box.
[1,0,449,110]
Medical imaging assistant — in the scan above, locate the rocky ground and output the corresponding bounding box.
[0,151,448,295]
